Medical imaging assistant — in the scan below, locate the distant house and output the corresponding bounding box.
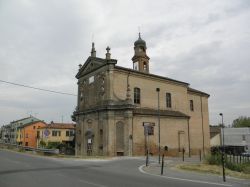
[16,121,47,148]
[0,116,40,144]
[210,126,221,147]
[223,127,250,154]
[37,122,75,148]
[0,125,11,143]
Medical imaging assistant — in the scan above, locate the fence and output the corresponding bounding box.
[226,153,250,164]
[0,142,59,155]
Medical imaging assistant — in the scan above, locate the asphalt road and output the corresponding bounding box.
[0,149,247,187]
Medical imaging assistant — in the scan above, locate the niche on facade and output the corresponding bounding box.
[85,129,94,139]
[116,121,125,156]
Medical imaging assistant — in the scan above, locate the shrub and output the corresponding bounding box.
[241,162,250,174]
[225,161,243,172]
[205,153,250,174]
[46,142,61,149]
[204,153,222,165]
[39,140,46,148]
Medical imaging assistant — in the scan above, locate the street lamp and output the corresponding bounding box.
[219,113,226,182]
[156,88,160,164]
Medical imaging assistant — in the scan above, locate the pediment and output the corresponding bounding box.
[76,57,106,78]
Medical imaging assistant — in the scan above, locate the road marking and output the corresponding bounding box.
[55,172,107,187]
[138,165,232,187]
[78,179,108,187]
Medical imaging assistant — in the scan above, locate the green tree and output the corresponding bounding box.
[232,116,250,128]
[39,140,46,148]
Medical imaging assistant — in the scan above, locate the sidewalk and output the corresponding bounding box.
[141,156,250,187]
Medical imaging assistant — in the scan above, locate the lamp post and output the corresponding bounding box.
[219,113,226,182]
[156,88,160,164]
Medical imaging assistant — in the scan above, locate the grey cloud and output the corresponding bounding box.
[0,0,250,126]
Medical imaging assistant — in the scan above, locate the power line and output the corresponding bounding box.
[0,79,77,96]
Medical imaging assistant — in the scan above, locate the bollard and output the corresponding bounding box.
[240,155,241,164]
[146,150,149,167]
[199,150,202,161]
[229,154,231,163]
[182,148,185,162]
[221,151,226,182]
[161,154,164,175]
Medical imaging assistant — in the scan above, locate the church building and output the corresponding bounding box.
[72,34,210,157]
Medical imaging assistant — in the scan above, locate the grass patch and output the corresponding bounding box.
[176,163,250,179]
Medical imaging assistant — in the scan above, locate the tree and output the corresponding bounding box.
[39,140,46,148]
[232,116,250,128]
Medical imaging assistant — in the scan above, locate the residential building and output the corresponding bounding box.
[223,127,250,153]
[210,126,221,147]
[16,121,47,148]
[0,116,40,144]
[72,34,210,157]
[37,122,75,147]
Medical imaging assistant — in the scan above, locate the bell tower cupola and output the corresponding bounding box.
[132,33,150,73]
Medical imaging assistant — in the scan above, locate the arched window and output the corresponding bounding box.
[80,92,83,101]
[166,93,172,108]
[134,87,141,104]
[143,62,147,71]
[190,100,194,111]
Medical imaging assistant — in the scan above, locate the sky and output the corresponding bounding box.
[0,0,250,126]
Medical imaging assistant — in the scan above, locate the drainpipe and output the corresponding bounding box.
[200,96,205,157]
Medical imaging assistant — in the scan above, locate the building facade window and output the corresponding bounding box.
[242,135,246,141]
[166,93,172,108]
[143,62,147,70]
[89,76,94,84]
[52,131,57,136]
[134,87,141,104]
[133,61,139,70]
[143,122,155,136]
[190,100,194,111]
[66,131,69,136]
[80,92,83,101]
[52,130,61,136]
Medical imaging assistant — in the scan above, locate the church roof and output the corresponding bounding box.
[115,65,189,86]
[187,87,210,97]
[38,123,75,129]
[133,108,189,118]
[134,33,146,47]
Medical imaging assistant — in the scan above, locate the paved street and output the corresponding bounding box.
[0,149,248,187]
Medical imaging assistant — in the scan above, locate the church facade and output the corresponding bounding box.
[72,34,210,157]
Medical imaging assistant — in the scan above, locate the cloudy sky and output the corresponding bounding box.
[0,0,249,126]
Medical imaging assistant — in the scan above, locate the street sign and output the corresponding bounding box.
[44,129,50,137]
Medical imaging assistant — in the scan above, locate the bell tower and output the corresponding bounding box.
[132,33,150,73]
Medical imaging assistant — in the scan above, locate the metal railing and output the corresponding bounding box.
[0,142,59,154]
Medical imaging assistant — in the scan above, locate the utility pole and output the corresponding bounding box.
[156,88,160,164]
[220,113,226,182]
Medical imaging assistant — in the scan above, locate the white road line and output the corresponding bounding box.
[138,165,232,187]
[78,179,108,187]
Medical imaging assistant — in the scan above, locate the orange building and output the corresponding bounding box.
[17,121,46,148]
